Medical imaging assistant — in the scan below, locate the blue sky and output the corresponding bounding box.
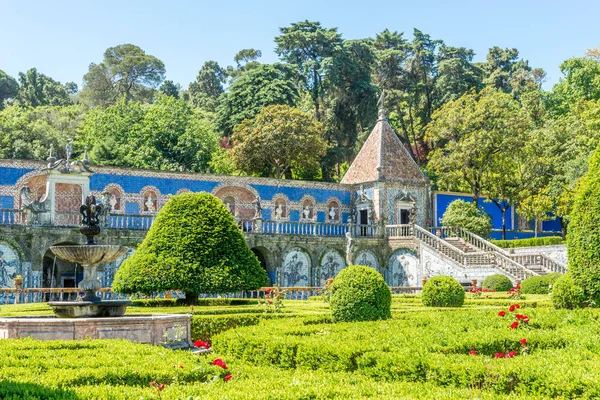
[1,0,597,91]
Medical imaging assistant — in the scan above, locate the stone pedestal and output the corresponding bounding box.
[0,314,191,345]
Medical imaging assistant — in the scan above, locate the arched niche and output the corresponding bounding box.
[282,248,311,287]
[214,186,257,220]
[387,249,419,287]
[354,250,380,272]
[299,196,316,221]
[317,250,346,285]
[325,197,341,223]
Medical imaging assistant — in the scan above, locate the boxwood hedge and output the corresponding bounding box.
[421,275,465,307]
[482,274,513,292]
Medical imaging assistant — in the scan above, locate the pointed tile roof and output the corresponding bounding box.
[341,115,427,185]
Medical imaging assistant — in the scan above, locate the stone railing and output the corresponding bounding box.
[385,224,413,237]
[0,287,124,305]
[107,214,155,230]
[0,208,22,225]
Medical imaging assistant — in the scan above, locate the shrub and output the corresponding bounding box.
[520,276,550,294]
[568,145,600,306]
[421,275,465,307]
[482,274,513,292]
[544,272,563,287]
[491,236,564,248]
[441,199,492,238]
[552,273,587,309]
[112,192,269,304]
[329,265,391,322]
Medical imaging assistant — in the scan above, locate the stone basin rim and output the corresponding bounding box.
[0,313,192,322]
[49,244,129,265]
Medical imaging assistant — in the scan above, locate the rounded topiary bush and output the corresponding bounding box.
[421,275,465,307]
[568,145,600,306]
[330,265,391,322]
[520,276,551,294]
[482,274,513,292]
[552,273,586,309]
[112,192,269,304]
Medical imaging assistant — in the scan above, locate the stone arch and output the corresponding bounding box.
[14,169,48,207]
[0,241,22,289]
[316,249,346,285]
[102,184,125,213]
[325,196,342,223]
[140,186,161,213]
[354,250,380,272]
[282,247,311,287]
[213,185,258,220]
[251,246,275,285]
[299,195,317,221]
[272,193,290,220]
[175,188,192,195]
[387,248,420,287]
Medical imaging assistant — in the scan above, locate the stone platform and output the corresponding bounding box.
[0,314,191,345]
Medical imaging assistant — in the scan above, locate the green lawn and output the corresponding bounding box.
[0,294,596,399]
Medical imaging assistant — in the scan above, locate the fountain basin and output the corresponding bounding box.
[0,314,192,345]
[50,245,129,265]
[48,300,132,318]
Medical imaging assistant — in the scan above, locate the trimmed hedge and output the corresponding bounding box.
[421,275,465,307]
[552,273,587,309]
[482,274,513,292]
[568,145,600,307]
[112,192,269,303]
[520,273,563,295]
[492,236,564,248]
[130,298,258,307]
[330,265,391,322]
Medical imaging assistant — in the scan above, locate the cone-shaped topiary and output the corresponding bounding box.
[112,192,269,304]
[482,273,513,292]
[567,146,600,307]
[421,275,465,307]
[330,265,391,322]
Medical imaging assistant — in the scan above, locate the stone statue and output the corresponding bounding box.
[20,186,32,208]
[101,191,112,212]
[145,196,155,212]
[252,196,262,219]
[65,140,73,165]
[329,207,336,221]
[225,202,232,213]
[409,205,417,225]
[109,194,118,210]
[275,203,283,218]
[345,231,355,264]
[303,206,311,220]
[80,193,102,227]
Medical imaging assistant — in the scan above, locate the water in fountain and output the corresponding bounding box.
[48,193,131,317]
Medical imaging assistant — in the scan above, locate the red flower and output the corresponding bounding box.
[520,338,527,345]
[224,374,232,381]
[523,317,529,324]
[194,340,210,349]
[505,351,517,358]
[158,384,165,391]
[498,310,506,317]
[469,350,477,356]
[510,321,519,329]
[179,365,184,369]
[265,288,273,294]
[213,358,228,369]
[509,305,516,312]
[494,352,504,358]
[150,381,156,387]
[515,314,524,320]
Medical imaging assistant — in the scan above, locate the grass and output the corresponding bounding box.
[1,293,592,399]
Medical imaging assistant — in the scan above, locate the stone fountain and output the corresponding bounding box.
[48,193,131,318]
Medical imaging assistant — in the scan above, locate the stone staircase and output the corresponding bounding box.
[386,224,567,281]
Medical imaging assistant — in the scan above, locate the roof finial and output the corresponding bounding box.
[377,90,386,120]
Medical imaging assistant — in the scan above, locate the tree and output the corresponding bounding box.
[517,188,554,237]
[188,61,226,111]
[441,199,492,238]
[79,95,219,172]
[215,63,299,136]
[275,20,343,121]
[480,47,530,93]
[0,104,86,159]
[233,48,262,69]
[15,68,71,107]
[112,192,269,304]
[159,80,180,98]
[229,105,327,179]
[427,88,530,203]
[80,44,165,106]
[0,70,18,109]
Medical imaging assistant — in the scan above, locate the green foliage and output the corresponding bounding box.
[568,145,600,306]
[112,192,269,302]
[80,43,165,106]
[520,276,553,295]
[230,104,327,179]
[482,274,514,292]
[441,199,492,238]
[192,314,261,342]
[0,104,86,160]
[79,95,219,172]
[421,275,465,307]
[15,68,71,107]
[0,70,19,109]
[329,265,391,322]
[130,298,257,307]
[491,236,564,248]
[188,61,226,112]
[552,273,587,309]
[159,79,180,98]
[215,63,299,136]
